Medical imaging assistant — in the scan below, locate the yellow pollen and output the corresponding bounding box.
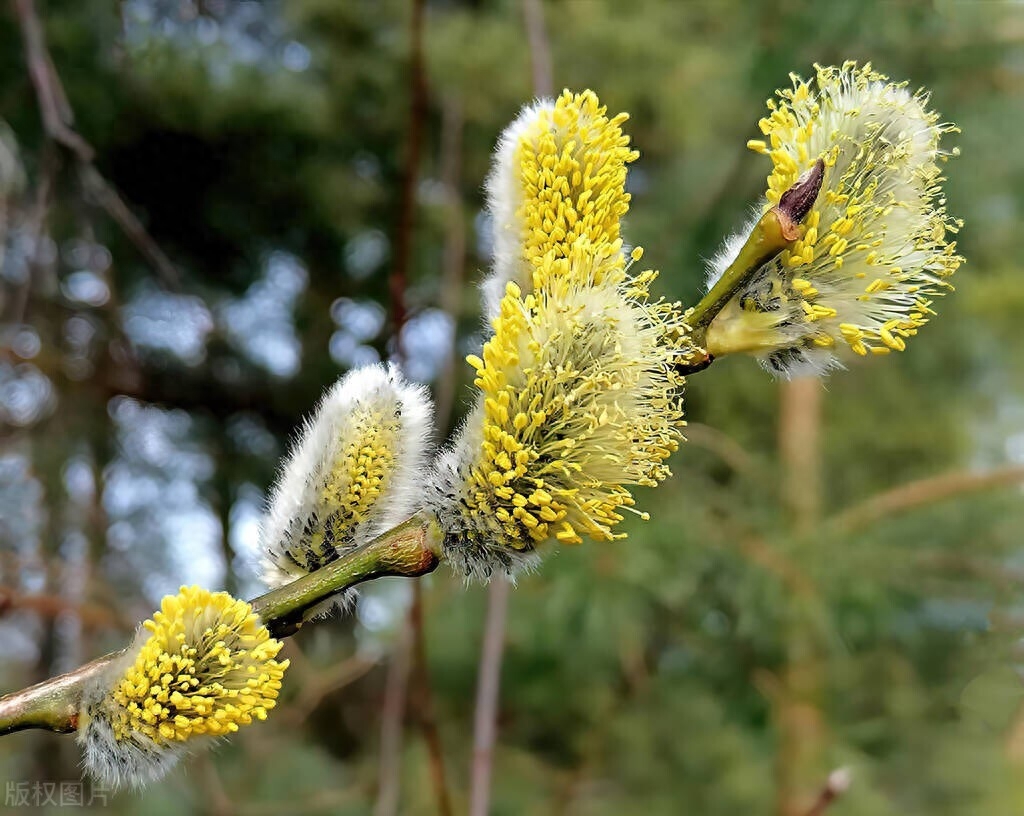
[108,587,288,745]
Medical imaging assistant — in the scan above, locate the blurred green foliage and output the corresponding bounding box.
[1,1,1024,814]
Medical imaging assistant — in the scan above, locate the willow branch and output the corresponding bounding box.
[779,377,822,535]
[432,94,467,432]
[521,0,554,98]
[775,375,826,816]
[13,0,93,159]
[0,513,443,737]
[283,654,378,727]
[677,160,824,373]
[686,160,823,341]
[376,612,413,816]
[386,0,427,353]
[826,465,1024,534]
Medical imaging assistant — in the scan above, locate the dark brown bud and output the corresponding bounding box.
[775,158,825,239]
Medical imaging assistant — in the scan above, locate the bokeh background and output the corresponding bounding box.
[1,1,1024,814]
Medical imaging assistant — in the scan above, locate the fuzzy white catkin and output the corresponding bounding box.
[702,64,961,378]
[78,657,188,789]
[259,363,433,607]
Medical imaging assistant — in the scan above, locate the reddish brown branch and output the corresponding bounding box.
[13,0,93,160]
[375,618,413,816]
[3,143,58,336]
[684,421,764,479]
[432,95,467,433]
[775,377,825,816]
[77,164,181,289]
[283,654,378,726]
[779,377,822,535]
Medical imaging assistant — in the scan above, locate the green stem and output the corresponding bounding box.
[0,513,444,736]
[252,513,444,636]
[687,208,793,341]
[686,158,825,351]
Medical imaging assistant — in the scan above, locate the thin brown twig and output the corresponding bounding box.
[826,465,1024,534]
[13,0,93,160]
[469,575,510,816]
[196,754,235,816]
[684,421,763,479]
[387,0,428,356]
[4,144,58,337]
[776,376,826,816]
[76,164,181,288]
[12,0,181,289]
[409,583,454,816]
[375,617,413,816]
[400,91,466,816]
[779,377,822,536]
[283,653,378,726]
[521,0,554,98]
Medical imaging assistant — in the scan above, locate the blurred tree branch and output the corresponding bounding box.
[376,611,413,816]
[432,94,467,433]
[776,377,826,816]
[283,649,378,727]
[684,421,768,481]
[2,143,57,337]
[0,587,121,631]
[827,465,1024,534]
[522,0,554,98]
[377,0,453,813]
[12,0,182,289]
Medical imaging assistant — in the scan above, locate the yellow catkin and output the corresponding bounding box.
[315,407,398,554]
[436,90,688,575]
[514,89,638,282]
[705,62,963,372]
[108,587,288,744]
[458,243,685,550]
